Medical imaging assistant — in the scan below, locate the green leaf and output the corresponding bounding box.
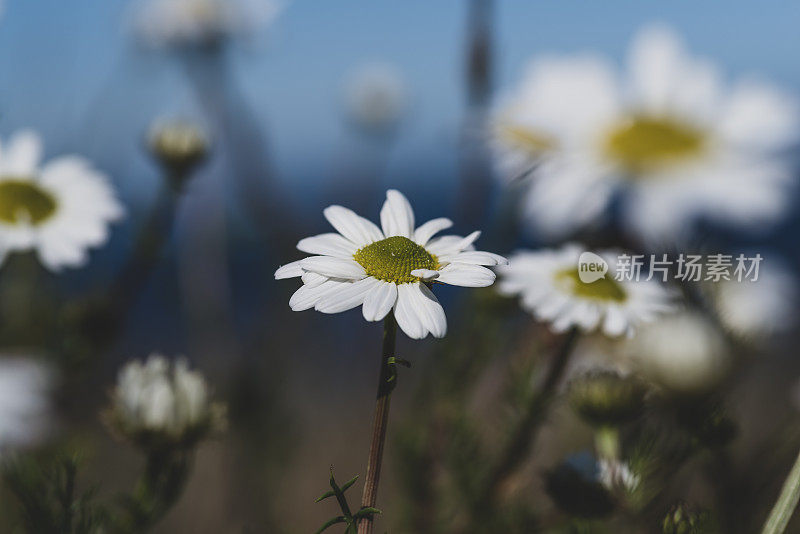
[314,516,346,534]
[315,489,336,503]
[353,507,382,519]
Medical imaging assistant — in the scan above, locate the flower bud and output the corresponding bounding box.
[148,120,209,178]
[106,354,225,451]
[568,369,646,428]
[662,502,713,534]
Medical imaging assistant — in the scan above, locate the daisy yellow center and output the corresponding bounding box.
[353,236,437,284]
[500,124,556,154]
[603,115,706,173]
[554,268,627,303]
[0,179,57,226]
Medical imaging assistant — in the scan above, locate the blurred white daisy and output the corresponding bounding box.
[625,311,729,393]
[108,354,225,448]
[0,130,124,271]
[497,244,674,337]
[706,257,797,340]
[343,63,408,133]
[0,357,53,451]
[492,25,799,242]
[134,0,283,49]
[275,189,507,339]
[598,458,640,493]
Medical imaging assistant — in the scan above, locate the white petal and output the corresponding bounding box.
[719,80,800,151]
[436,263,496,287]
[602,307,629,337]
[2,130,43,175]
[297,233,359,258]
[411,269,439,281]
[411,283,447,338]
[362,281,398,322]
[300,256,366,280]
[315,277,379,314]
[438,251,508,266]
[323,205,383,247]
[301,271,328,288]
[380,189,415,238]
[413,218,453,246]
[425,231,481,256]
[394,284,426,339]
[275,260,304,279]
[289,280,349,311]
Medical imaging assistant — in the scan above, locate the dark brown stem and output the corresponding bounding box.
[358,313,398,534]
[476,327,580,514]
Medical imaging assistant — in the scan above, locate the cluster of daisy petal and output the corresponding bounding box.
[275,190,507,339]
[0,131,124,271]
[492,25,799,243]
[106,354,225,450]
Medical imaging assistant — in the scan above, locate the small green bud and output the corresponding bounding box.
[568,370,647,428]
[662,502,713,534]
[148,120,209,178]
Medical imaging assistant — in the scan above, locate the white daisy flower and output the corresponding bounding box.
[706,257,797,340]
[497,244,674,337]
[492,25,799,242]
[625,311,729,394]
[0,130,124,271]
[274,190,507,339]
[109,354,225,447]
[134,0,283,49]
[0,357,54,451]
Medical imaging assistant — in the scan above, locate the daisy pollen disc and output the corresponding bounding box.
[603,115,706,173]
[353,235,437,284]
[0,180,57,225]
[554,268,627,303]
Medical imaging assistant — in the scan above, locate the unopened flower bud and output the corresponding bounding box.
[148,120,209,179]
[568,370,647,428]
[662,502,713,534]
[106,354,225,451]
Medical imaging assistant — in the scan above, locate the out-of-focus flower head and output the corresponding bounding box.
[0,356,54,452]
[134,0,284,49]
[0,130,125,271]
[343,63,408,134]
[568,369,647,428]
[492,25,799,243]
[148,119,209,177]
[275,190,507,340]
[705,255,797,341]
[497,244,675,337]
[545,452,616,519]
[625,311,730,394]
[107,354,225,451]
[597,458,640,494]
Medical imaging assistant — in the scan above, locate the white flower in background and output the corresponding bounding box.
[497,244,674,337]
[0,358,53,451]
[492,25,799,242]
[598,458,640,493]
[135,0,283,48]
[625,311,729,393]
[109,354,224,448]
[706,257,797,340]
[275,190,507,339]
[0,130,124,271]
[343,63,408,133]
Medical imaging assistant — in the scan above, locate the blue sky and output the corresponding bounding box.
[1,0,799,206]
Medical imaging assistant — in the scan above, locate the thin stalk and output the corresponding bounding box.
[761,447,800,534]
[358,313,398,534]
[475,327,580,513]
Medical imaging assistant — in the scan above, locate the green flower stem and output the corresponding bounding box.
[595,426,620,461]
[475,327,580,513]
[357,313,398,534]
[761,446,800,534]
